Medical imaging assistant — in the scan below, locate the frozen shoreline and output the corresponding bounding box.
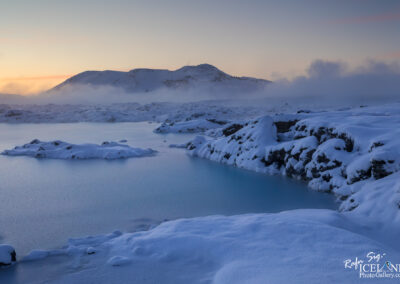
[187,103,400,224]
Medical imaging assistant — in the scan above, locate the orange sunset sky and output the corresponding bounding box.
[1,0,399,95]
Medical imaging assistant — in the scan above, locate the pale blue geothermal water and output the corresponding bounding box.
[0,122,336,256]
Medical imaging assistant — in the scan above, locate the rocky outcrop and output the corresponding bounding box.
[0,244,16,267]
[154,119,227,134]
[189,116,277,171]
[186,106,400,213]
[274,120,298,133]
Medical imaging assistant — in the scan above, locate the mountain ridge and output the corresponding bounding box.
[51,64,271,94]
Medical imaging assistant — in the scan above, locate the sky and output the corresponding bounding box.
[0,0,399,95]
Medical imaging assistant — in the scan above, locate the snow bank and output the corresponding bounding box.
[17,210,400,283]
[2,140,156,160]
[0,244,16,267]
[187,103,400,223]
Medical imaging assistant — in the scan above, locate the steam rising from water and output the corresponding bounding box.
[1,60,399,107]
[266,60,400,104]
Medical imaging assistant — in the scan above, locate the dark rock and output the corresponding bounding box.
[371,159,392,179]
[348,168,372,184]
[317,154,330,164]
[369,142,384,152]
[5,110,23,117]
[206,118,227,125]
[322,174,332,182]
[222,124,244,137]
[310,167,321,178]
[187,143,196,150]
[274,120,298,133]
[263,148,287,168]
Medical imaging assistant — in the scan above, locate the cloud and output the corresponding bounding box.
[1,75,72,81]
[329,9,400,25]
[306,60,345,78]
[0,75,71,95]
[381,50,400,60]
[265,59,400,105]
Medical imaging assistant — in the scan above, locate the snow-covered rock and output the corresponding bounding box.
[0,244,16,267]
[155,118,227,134]
[186,103,400,220]
[2,140,156,160]
[189,116,277,171]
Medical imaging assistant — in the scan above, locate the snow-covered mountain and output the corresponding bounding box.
[51,64,270,93]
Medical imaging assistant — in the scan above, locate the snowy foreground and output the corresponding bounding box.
[2,210,400,283]
[1,102,400,283]
[2,140,156,160]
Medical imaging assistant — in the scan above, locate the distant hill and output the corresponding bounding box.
[51,64,270,94]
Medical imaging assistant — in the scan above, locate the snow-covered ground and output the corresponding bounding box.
[2,140,156,160]
[0,98,366,125]
[5,210,400,283]
[0,102,264,124]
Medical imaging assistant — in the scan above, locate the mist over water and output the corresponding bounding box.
[1,60,399,108]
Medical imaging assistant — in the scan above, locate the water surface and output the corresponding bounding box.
[0,122,337,256]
